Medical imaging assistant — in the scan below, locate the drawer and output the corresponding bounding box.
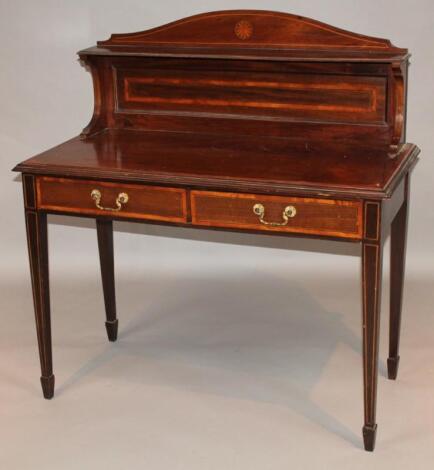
[36,177,187,222]
[191,190,362,239]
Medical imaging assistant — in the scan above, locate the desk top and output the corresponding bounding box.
[14,129,419,199]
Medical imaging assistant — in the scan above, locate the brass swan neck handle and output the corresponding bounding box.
[253,203,297,226]
[91,189,129,212]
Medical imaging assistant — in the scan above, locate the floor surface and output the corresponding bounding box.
[1,260,433,469]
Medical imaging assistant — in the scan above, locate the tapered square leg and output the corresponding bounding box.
[96,219,118,341]
[361,199,384,451]
[361,239,383,451]
[389,177,409,380]
[25,209,55,399]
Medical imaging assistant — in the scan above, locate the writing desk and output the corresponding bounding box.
[13,10,420,451]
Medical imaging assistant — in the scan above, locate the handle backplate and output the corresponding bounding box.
[253,203,296,226]
[91,189,129,212]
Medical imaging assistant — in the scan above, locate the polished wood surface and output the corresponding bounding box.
[76,56,405,145]
[98,10,401,50]
[13,10,419,452]
[361,198,383,452]
[96,219,118,342]
[88,10,407,63]
[117,66,387,124]
[191,190,362,239]
[23,175,54,399]
[36,176,187,222]
[16,130,418,199]
[77,11,408,148]
[388,174,409,379]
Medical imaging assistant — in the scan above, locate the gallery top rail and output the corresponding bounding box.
[78,10,408,62]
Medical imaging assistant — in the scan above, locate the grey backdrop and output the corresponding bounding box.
[1,1,433,469]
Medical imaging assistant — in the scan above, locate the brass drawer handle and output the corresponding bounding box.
[91,189,129,212]
[253,203,296,226]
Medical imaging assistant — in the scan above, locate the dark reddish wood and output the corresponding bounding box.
[23,174,36,209]
[113,113,393,147]
[23,176,54,399]
[96,10,406,56]
[388,174,409,379]
[191,190,362,239]
[14,130,419,200]
[80,57,105,138]
[364,202,381,240]
[36,176,187,223]
[76,11,408,145]
[363,424,378,453]
[13,10,420,451]
[101,56,394,145]
[116,66,386,124]
[390,62,406,148]
[381,177,406,236]
[77,57,401,144]
[80,44,408,63]
[111,58,391,78]
[362,201,383,451]
[96,219,118,341]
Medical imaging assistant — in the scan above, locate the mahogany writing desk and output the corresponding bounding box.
[13,10,420,451]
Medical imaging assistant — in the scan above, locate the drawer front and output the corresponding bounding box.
[191,190,362,239]
[36,177,187,222]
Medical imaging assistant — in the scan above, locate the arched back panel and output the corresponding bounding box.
[79,10,408,147]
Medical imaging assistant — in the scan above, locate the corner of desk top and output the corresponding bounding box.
[12,162,24,173]
[382,143,420,198]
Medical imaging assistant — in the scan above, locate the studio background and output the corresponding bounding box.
[1,1,433,469]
